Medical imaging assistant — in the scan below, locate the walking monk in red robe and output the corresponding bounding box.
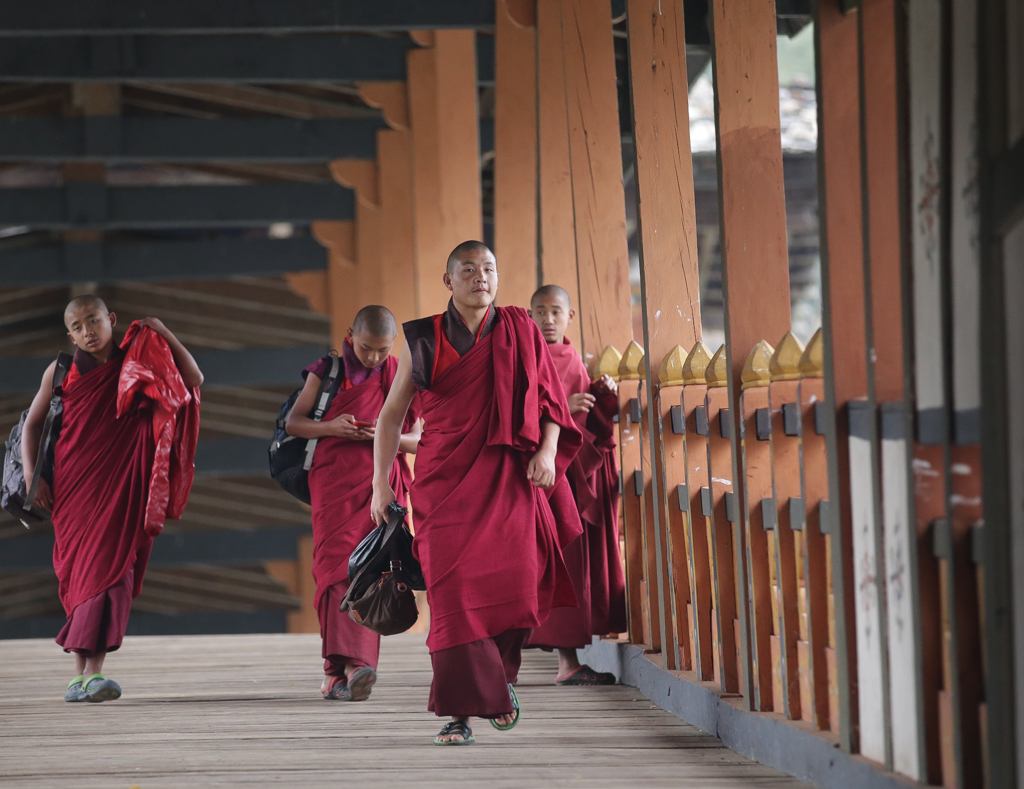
[370,241,583,746]
[22,296,203,704]
[286,306,421,702]
[526,285,627,685]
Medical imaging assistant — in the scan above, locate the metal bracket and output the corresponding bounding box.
[818,499,831,535]
[755,407,771,441]
[629,397,642,424]
[719,408,731,439]
[677,483,689,512]
[814,400,828,436]
[700,486,713,517]
[633,469,643,497]
[670,405,684,435]
[932,518,953,560]
[789,497,805,531]
[725,491,738,523]
[695,405,709,436]
[782,402,801,437]
[760,497,776,530]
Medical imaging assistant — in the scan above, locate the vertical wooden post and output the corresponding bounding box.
[682,343,716,681]
[739,340,778,712]
[768,332,808,721]
[705,346,741,695]
[494,0,539,309]
[814,0,868,752]
[625,0,703,672]
[408,31,483,317]
[796,330,836,731]
[535,0,582,351]
[617,341,649,645]
[559,0,633,360]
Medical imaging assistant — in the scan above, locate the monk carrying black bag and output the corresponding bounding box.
[341,502,425,636]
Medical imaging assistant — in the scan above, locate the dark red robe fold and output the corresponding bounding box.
[411,306,583,653]
[306,356,418,671]
[52,355,156,617]
[532,339,627,644]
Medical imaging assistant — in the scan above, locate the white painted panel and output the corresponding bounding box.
[1005,217,1024,782]
[849,432,888,762]
[908,0,946,413]
[950,0,981,420]
[881,435,924,780]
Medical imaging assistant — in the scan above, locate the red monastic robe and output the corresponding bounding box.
[306,355,417,614]
[52,326,199,618]
[539,339,627,638]
[410,306,583,653]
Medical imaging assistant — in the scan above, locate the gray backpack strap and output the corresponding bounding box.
[303,353,342,471]
[24,351,73,513]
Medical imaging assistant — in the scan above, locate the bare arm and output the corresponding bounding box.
[22,361,56,508]
[140,317,204,387]
[370,343,417,523]
[285,371,372,441]
[525,418,560,489]
[399,418,423,455]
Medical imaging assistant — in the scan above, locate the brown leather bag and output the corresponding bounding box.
[340,503,420,636]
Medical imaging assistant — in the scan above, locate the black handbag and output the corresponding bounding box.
[341,502,425,636]
[268,353,342,504]
[2,351,73,527]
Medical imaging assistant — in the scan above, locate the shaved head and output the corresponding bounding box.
[531,284,571,310]
[64,295,108,328]
[351,305,397,338]
[446,240,494,274]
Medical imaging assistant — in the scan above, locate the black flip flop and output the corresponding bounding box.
[555,664,616,686]
[338,666,377,701]
[434,720,475,746]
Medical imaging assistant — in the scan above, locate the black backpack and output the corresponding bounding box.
[2,351,74,527]
[268,353,342,504]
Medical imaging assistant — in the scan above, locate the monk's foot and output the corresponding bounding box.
[322,674,346,700]
[554,664,616,686]
[434,718,475,746]
[490,684,521,731]
[64,675,84,703]
[81,674,121,703]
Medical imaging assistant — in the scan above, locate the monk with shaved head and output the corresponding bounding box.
[23,295,203,703]
[287,305,421,702]
[527,285,626,685]
[371,241,583,745]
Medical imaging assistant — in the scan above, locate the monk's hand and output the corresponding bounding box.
[594,374,618,397]
[526,447,557,489]
[327,414,367,440]
[567,392,596,415]
[139,317,170,337]
[370,483,396,525]
[32,477,53,510]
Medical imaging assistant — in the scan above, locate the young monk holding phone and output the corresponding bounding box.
[370,241,583,746]
[287,305,421,702]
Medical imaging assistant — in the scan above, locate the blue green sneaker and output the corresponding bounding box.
[64,675,84,702]
[81,674,121,703]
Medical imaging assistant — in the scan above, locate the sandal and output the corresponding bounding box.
[555,664,616,686]
[490,683,520,730]
[322,674,347,700]
[81,674,121,703]
[338,666,377,702]
[434,720,475,746]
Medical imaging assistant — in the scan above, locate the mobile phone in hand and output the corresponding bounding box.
[352,419,377,429]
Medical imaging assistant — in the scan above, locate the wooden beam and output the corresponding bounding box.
[709,0,792,709]
[0,237,327,287]
[0,182,355,229]
[0,116,382,162]
[0,3,496,35]
[813,0,868,752]
[560,0,633,361]
[535,0,581,350]
[493,0,538,310]
[135,83,377,119]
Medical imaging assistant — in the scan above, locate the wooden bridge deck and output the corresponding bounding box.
[0,633,806,787]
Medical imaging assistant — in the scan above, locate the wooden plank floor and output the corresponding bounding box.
[0,633,806,787]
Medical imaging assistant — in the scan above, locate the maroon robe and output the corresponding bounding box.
[52,353,156,653]
[306,354,418,673]
[531,339,627,644]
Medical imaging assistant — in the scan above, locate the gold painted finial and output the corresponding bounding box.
[706,345,728,388]
[799,328,824,377]
[682,342,713,385]
[618,340,645,381]
[741,340,775,391]
[769,332,805,382]
[595,345,623,381]
[638,353,647,378]
[658,345,687,387]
